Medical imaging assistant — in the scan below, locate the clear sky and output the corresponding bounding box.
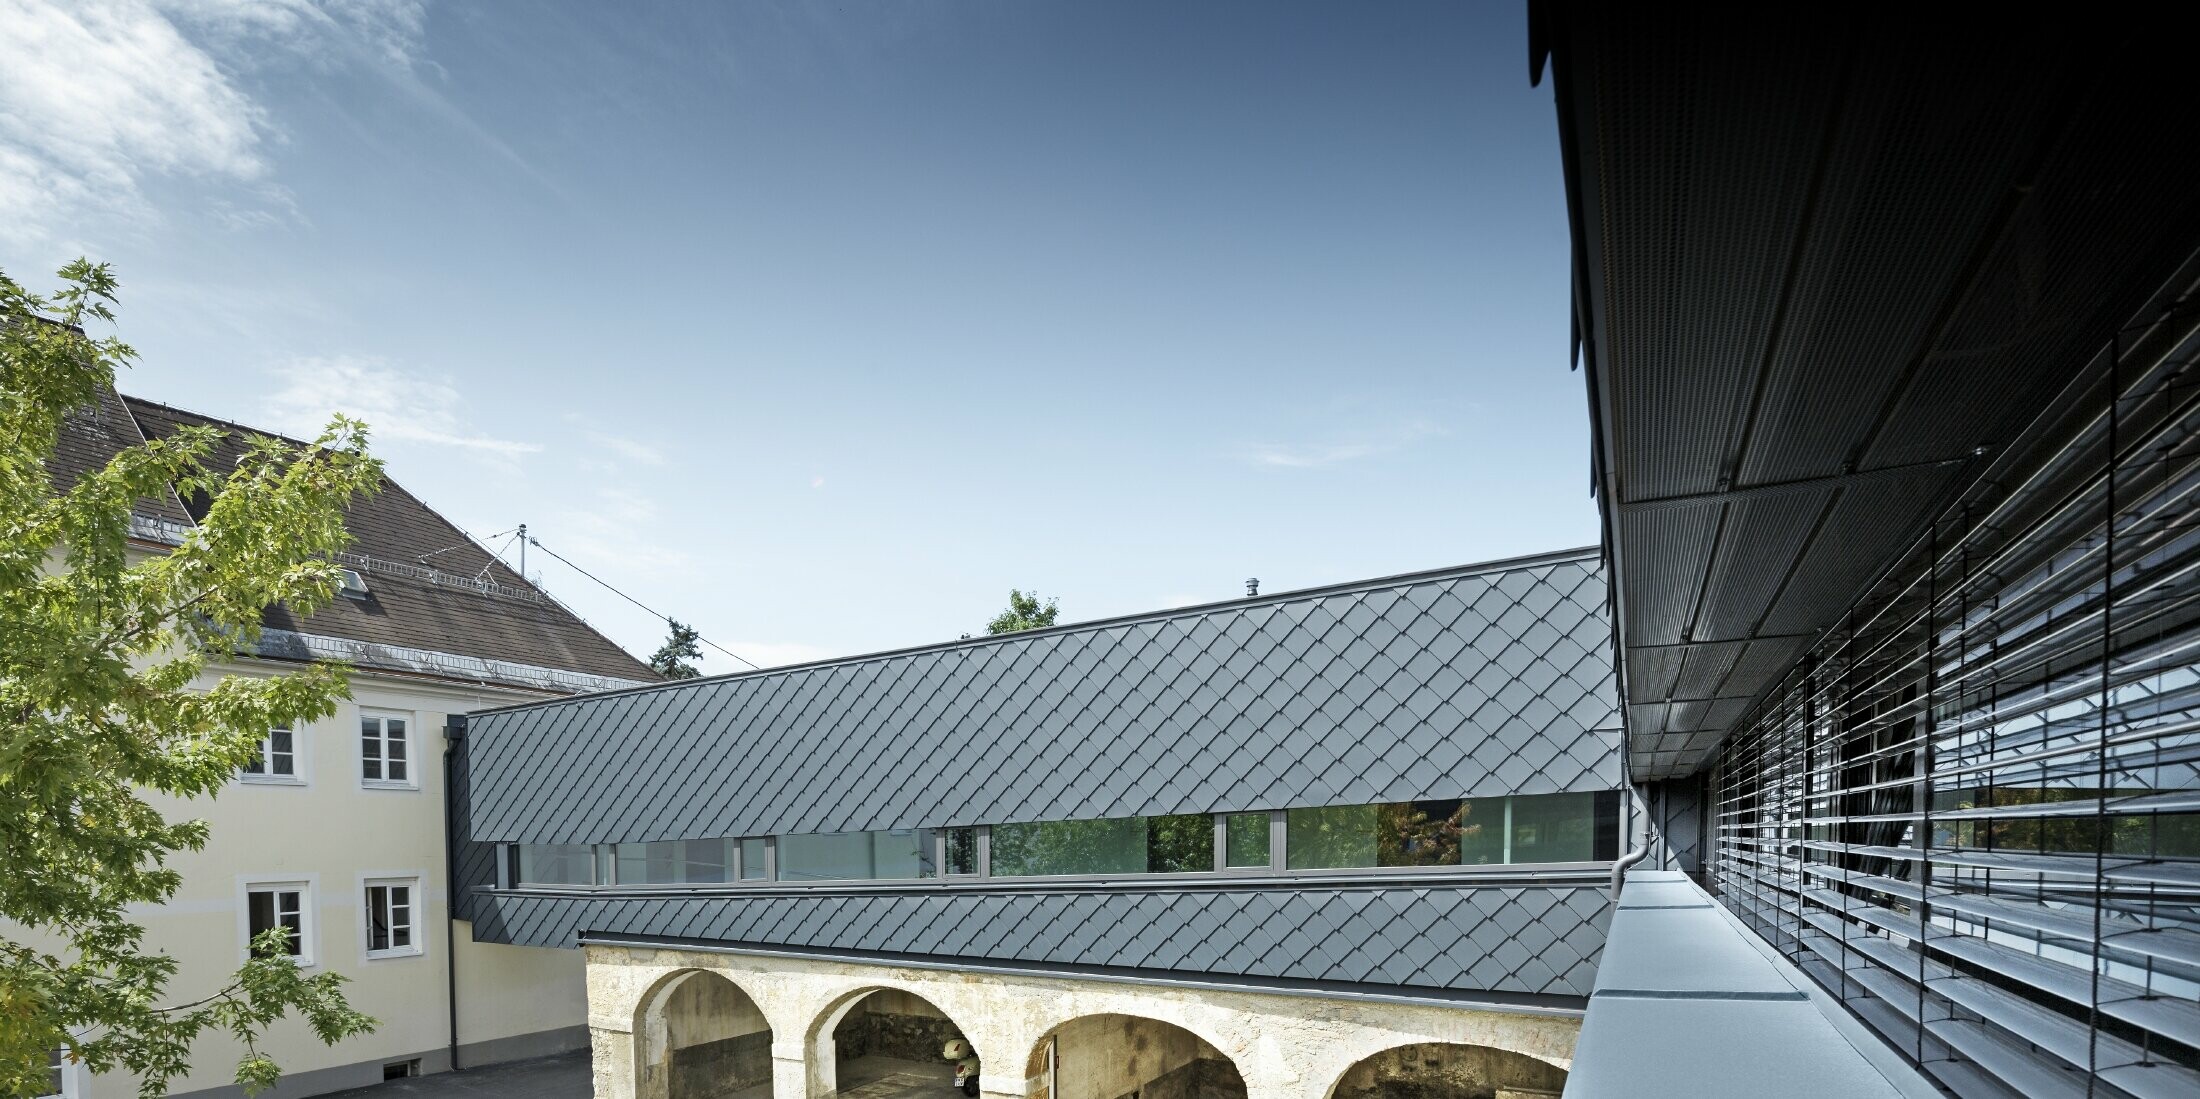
[1,0,1595,673]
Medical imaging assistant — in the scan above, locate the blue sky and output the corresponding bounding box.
[1,0,1594,673]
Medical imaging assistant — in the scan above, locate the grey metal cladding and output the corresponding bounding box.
[470,883,1611,998]
[467,549,1621,845]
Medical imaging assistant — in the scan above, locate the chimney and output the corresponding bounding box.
[1245,577,1260,598]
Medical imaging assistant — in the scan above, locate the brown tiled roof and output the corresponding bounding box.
[117,395,657,687]
[45,382,197,536]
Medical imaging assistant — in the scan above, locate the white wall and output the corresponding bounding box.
[70,668,588,1099]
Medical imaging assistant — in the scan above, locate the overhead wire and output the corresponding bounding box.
[520,533,761,672]
[417,525,518,564]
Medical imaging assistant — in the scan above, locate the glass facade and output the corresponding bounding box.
[990,813,1214,876]
[778,828,936,881]
[614,839,735,884]
[1286,793,1617,870]
[507,792,1621,886]
[942,826,978,875]
[516,843,597,885]
[1225,812,1270,867]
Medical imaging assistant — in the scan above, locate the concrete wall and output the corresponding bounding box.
[585,946,1578,1099]
[1328,1043,1565,1099]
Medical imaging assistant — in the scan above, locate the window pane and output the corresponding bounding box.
[873,829,936,879]
[1147,814,1214,873]
[1285,804,1379,869]
[614,841,678,884]
[1377,799,1464,866]
[516,843,596,885]
[1225,812,1270,867]
[682,839,733,883]
[248,890,275,936]
[990,817,1146,876]
[48,1048,64,1097]
[778,829,935,881]
[1509,791,1597,864]
[943,827,978,875]
[739,837,769,880]
[362,757,382,780]
[777,831,875,881]
[388,759,408,782]
[243,744,266,775]
[367,887,390,951]
[391,886,412,947]
[1455,797,1508,865]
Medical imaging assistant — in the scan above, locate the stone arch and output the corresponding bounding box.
[635,969,776,1099]
[805,984,983,1098]
[1323,1041,1567,1099]
[1024,1014,1247,1099]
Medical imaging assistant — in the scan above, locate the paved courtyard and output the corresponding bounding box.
[315,1050,960,1099]
[322,1052,592,1099]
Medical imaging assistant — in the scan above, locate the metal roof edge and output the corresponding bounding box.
[464,545,1606,718]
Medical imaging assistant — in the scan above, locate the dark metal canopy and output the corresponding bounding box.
[1536,3,2200,779]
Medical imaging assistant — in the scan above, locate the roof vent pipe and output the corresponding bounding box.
[1246,578,1259,597]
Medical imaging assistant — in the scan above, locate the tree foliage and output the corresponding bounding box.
[1,262,380,1096]
[648,618,703,679]
[984,589,1058,635]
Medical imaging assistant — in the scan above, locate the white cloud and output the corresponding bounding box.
[0,0,425,246]
[1240,419,1441,469]
[262,355,540,458]
[585,430,668,467]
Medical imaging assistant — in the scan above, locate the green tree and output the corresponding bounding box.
[649,618,703,679]
[984,589,1058,635]
[2,262,380,1097]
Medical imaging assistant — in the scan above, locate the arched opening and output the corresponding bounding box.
[1023,1015,1246,1099]
[1327,1042,1566,1099]
[809,987,979,1099]
[637,970,775,1099]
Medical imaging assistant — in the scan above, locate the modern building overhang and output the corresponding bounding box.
[1534,3,2200,779]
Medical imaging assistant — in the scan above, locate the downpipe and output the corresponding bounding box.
[442,717,466,1075]
[1609,787,1656,901]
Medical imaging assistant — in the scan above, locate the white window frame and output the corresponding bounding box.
[238,875,317,968]
[37,1044,78,1099]
[239,725,306,786]
[361,874,425,961]
[359,710,417,790]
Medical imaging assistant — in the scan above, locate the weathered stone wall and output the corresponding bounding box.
[835,1010,963,1063]
[670,1031,773,1098]
[1141,1058,1245,1099]
[586,946,1580,1099]
[1329,1043,1565,1099]
[1050,1015,1232,1099]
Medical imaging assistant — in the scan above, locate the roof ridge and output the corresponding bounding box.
[118,393,326,451]
[468,545,1604,716]
[117,390,657,683]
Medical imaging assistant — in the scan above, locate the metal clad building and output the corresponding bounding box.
[457,548,1627,1002]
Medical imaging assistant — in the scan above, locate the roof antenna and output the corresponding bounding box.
[1246,577,1259,598]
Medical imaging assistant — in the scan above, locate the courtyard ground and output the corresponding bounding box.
[321,1052,591,1099]
[314,1049,960,1099]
